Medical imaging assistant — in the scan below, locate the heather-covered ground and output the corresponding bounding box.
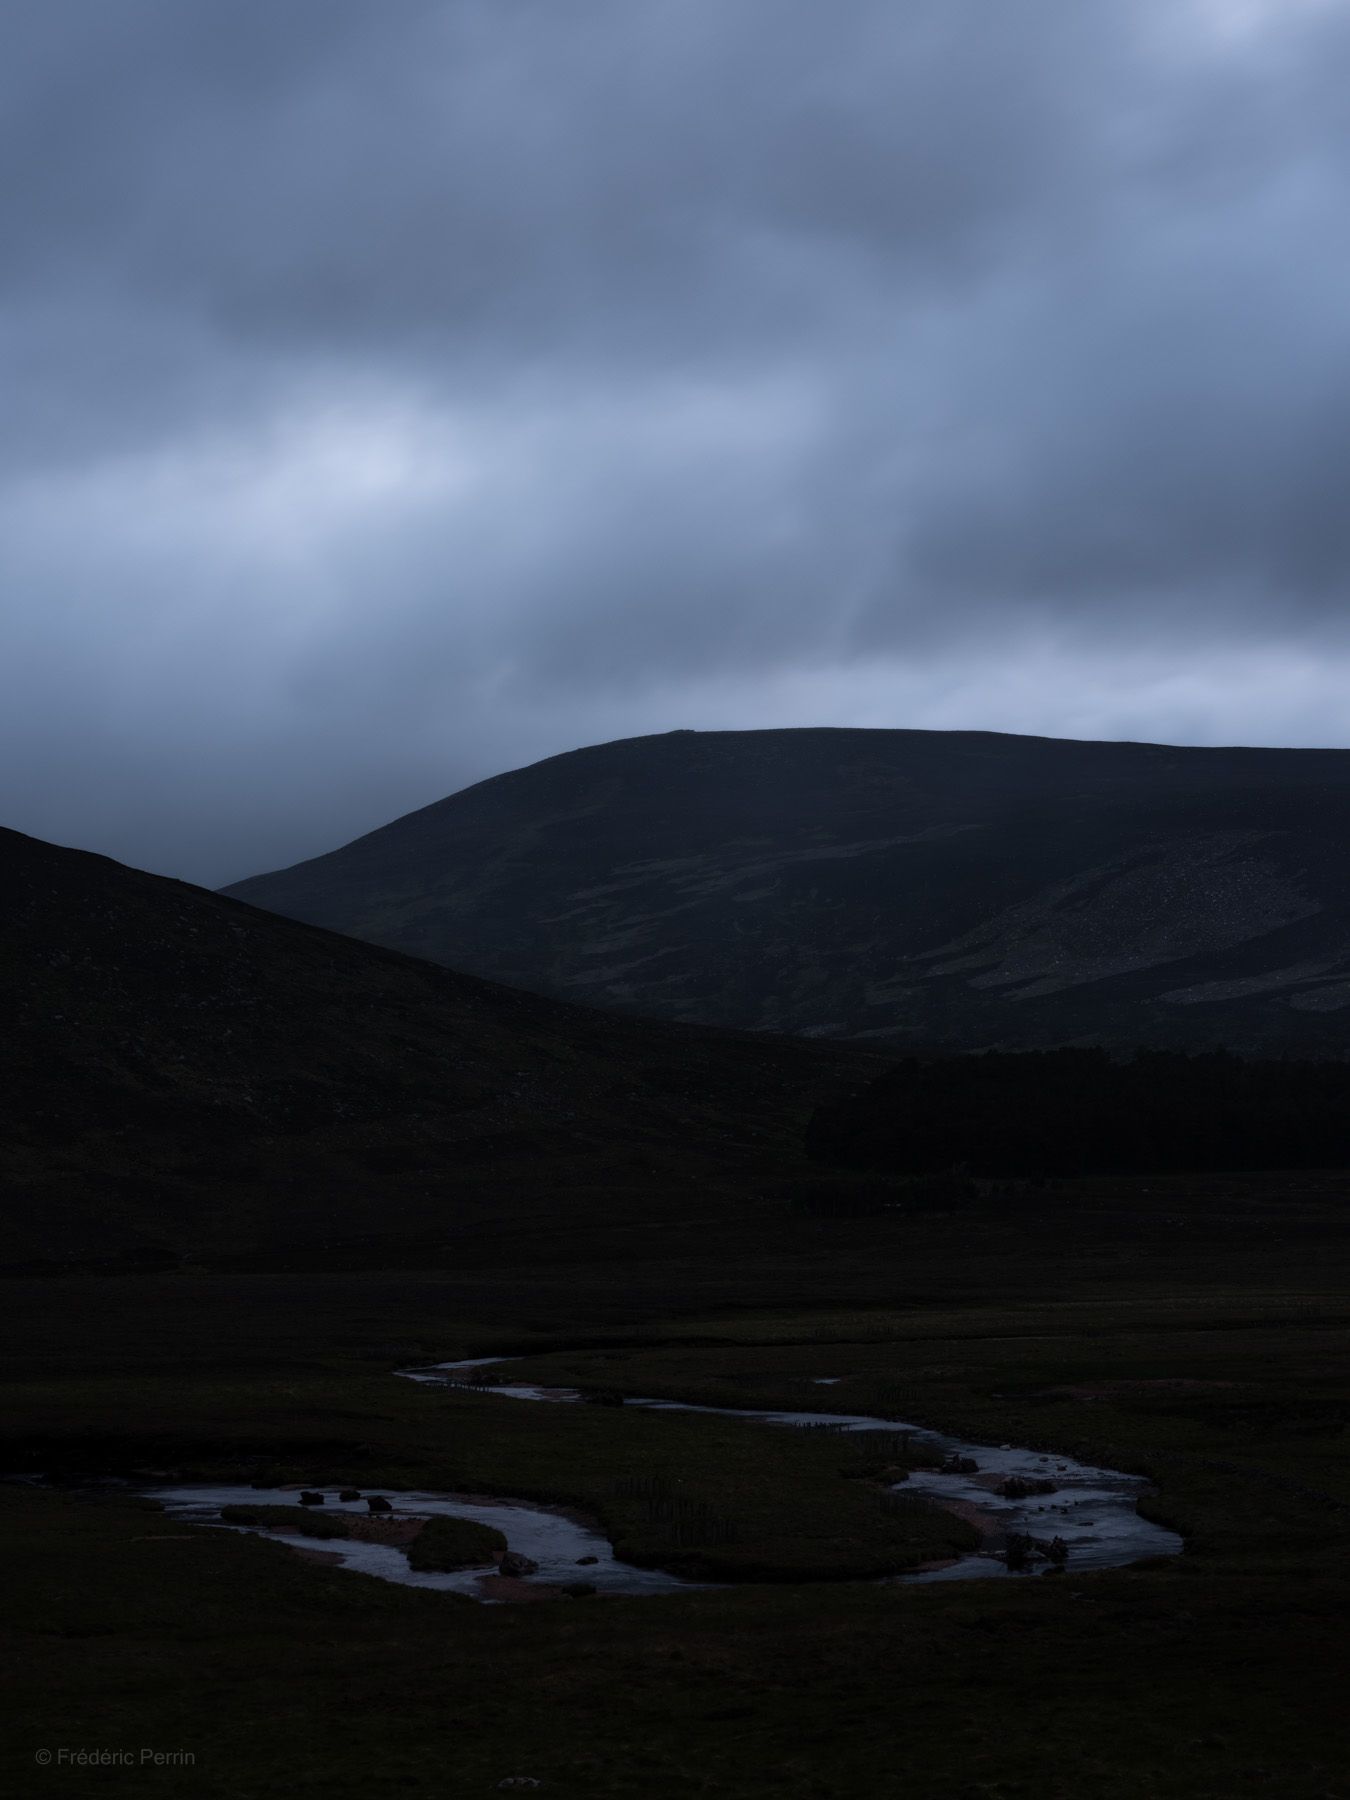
[2,1194,1347,1798]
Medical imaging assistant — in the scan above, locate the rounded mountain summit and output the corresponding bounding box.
[222,727,1350,1054]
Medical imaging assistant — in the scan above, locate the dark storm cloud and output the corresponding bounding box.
[4,0,1350,884]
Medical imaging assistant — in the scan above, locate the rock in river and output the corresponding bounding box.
[499,1551,540,1577]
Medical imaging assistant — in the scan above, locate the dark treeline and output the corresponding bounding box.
[805,1048,1350,1177]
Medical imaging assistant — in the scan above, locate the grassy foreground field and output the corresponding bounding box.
[2,1181,1348,1798]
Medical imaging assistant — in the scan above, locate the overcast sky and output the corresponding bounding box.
[5,0,1350,885]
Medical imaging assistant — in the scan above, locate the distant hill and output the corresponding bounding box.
[225,728,1350,1054]
[0,826,880,1273]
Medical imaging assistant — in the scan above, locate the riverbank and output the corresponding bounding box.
[392,1355,1180,1583]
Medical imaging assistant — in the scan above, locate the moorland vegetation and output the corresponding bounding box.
[3,819,1349,1796]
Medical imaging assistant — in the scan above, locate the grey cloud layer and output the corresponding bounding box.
[4,0,1350,883]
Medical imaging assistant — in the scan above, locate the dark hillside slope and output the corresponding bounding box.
[226,727,1350,1052]
[0,827,881,1272]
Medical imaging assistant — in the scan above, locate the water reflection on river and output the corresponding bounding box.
[147,1356,1180,1603]
[399,1356,1183,1583]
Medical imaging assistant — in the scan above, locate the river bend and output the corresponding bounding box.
[149,1353,1179,1601]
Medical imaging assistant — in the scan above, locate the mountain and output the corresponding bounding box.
[0,826,881,1273]
[224,727,1350,1054]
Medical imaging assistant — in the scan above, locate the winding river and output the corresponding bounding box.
[149,1353,1181,1602]
[149,1481,700,1600]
